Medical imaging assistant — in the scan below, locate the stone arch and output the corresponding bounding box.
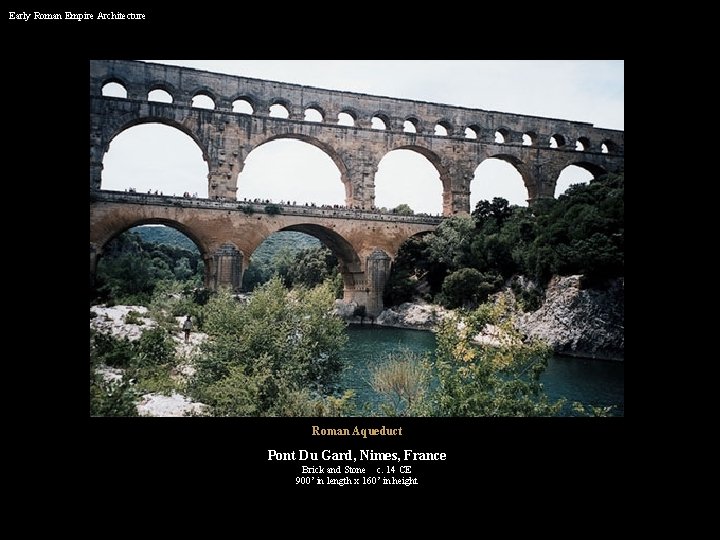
[190,87,218,102]
[576,136,590,152]
[190,88,217,109]
[475,153,534,203]
[390,144,451,189]
[566,160,607,179]
[90,217,211,287]
[435,119,454,136]
[231,95,256,114]
[248,133,351,204]
[338,107,359,121]
[378,144,450,215]
[602,139,618,153]
[494,128,510,144]
[272,223,362,272]
[100,116,210,189]
[146,81,178,101]
[465,125,480,139]
[268,97,292,116]
[303,102,326,120]
[92,217,208,258]
[371,112,391,130]
[403,116,420,133]
[248,223,363,303]
[101,77,128,97]
[103,116,208,160]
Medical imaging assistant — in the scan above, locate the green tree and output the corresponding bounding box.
[383,235,446,306]
[191,278,348,416]
[439,268,502,309]
[432,301,564,416]
[286,247,339,288]
[425,215,475,272]
[393,203,414,216]
[93,230,204,304]
[173,257,193,280]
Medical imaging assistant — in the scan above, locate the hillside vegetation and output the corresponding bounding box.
[385,172,624,309]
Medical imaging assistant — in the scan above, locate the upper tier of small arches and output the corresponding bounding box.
[97,69,622,155]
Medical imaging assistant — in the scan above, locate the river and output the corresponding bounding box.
[340,325,624,416]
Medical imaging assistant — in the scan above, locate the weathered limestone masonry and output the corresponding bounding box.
[90,192,439,315]
[89,60,624,314]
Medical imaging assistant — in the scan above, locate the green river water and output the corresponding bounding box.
[340,325,624,416]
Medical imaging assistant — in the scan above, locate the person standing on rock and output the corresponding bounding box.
[182,315,192,343]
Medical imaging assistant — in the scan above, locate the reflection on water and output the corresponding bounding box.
[340,325,624,416]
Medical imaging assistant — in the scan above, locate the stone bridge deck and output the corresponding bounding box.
[90,190,443,225]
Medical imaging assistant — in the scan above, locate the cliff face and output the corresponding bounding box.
[337,274,625,361]
[517,275,624,361]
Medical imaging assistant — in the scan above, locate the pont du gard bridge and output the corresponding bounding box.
[89,59,624,315]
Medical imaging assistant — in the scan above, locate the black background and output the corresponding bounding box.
[8,8,625,495]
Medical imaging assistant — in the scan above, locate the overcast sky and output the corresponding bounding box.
[101,60,623,214]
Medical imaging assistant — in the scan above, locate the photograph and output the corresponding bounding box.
[87,58,624,488]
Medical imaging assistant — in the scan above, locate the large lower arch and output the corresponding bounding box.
[241,134,350,206]
[567,160,608,179]
[102,116,210,167]
[102,123,210,198]
[471,155,532,208]
[374,147,445,215]
[275,223,362,273]
[550,160,608,198]
[100,117,210,196]
[554,164,595,197]
[89,218,212,289]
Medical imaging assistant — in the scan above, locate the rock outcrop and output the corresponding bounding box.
[343,274,624,361]
[517,275,624,360]
[90,305,155,341]
[375,302,449,330]
[91,304,209,416]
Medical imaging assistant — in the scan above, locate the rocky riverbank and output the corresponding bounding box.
[517,275,624,361]
[90,305,209,416]
[335,274,624,361]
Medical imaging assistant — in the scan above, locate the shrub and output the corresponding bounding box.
[432,303,565,416]
[440,268,502,309]
[90,375,138,416]
[131,364,180,396]
[92,332,134,368]
[125,310,145,325]
[370,351,431,416]
[134,327,175,366]
[264,204,281,215]
[240,205,255,215]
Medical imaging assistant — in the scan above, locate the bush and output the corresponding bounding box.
[92,332,134,368]
[240,205,255,215]
[134,327,175,366]
[193,287,213,306]
[264,204,281,215]
[125,310,144,325]
[190,278,348,416]
[370,351,431,416]
[440,268,502,309]
[90,375,138,416]
[432,303,565,416]
[131,364,180,396]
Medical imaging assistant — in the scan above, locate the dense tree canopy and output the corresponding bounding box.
[384,172,624,307]
[93,228,203,304]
